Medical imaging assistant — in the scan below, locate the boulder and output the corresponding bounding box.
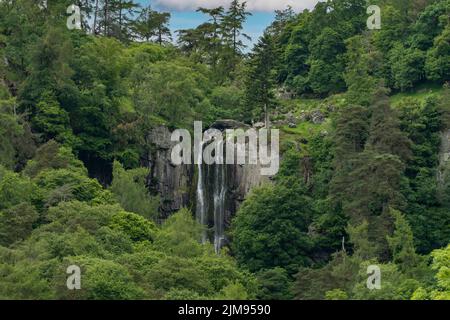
[211,119,250,131]
[310,110,325,124]
[253,122,265,129]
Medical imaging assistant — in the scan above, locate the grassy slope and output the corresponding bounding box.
[276,83,446,154]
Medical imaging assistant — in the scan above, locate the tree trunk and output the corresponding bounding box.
[233,28,237,54]
[104,0,109,36]
[158,29,162,45]
[118,1,123,38]
[264,102,269,129]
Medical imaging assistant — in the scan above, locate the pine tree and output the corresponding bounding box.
[387,208,424,274]
[331,104,370,163]
[196,6,225,70]
[133,6,171,44]
[222,0,252,56]
[344,35,383,106]
[94,0,139,40]
[244,32,276,126]
[367,89,412,161]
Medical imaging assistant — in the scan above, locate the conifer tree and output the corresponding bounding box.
[244,32,276,126]
[366,89,412,161]
[133,5,171,44]
[222,0,252,56]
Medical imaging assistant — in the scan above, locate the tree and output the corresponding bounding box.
[194,6,225,71]
[410,0,450,50]
[59,256,145,300]
[387,209,425,275]
[94,0,140,40]
[244,32,276,126]
[0,98,35,170]
[109,210,156,242]
[231,183,313,275]
[23,140,86,178]
[110,161,159,220]
[114,0,140,41]
[222,0,252,56]
[325,289,348,300]
[70,37,129,180]
[366,90,412,161]
[133,6,171,44]
[0,203,38,246]
[308,59,345,96]
[19,27,77,113]
[177,4,251,82]
[331,93,410,259]
[428,245,450,300]
[256,267,293,300]
[425,25,450,82]
[0,170,40,211]
[281,13,311,94]
[307,27,346,95]
[351,261,421,300]
[331,104,370,163]
[129,60,210,126]
[153,208,204,258]
[397,95,449,253]
[293,251,360,300]
[389,43,426,91]
[340,152,406,258]
[373,5,409,53]
[344,35,383,106]
[33,91,75,144]
[35,168,105,206]
[216,282,249,300]
[412,243,450,300]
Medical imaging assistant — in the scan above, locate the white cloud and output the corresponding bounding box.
[153,0,320,12]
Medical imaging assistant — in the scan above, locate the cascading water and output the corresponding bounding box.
[196,141,207,243]
[213,142,226,253]
[196,139,227,253]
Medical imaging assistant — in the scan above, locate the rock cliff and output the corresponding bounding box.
[147,123,271,229]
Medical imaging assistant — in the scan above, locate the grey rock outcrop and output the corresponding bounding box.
[310,110,325,124]
[147,126,194,219]
[253,122,265,129]
[211,119,250,130]
[146,124,271,221]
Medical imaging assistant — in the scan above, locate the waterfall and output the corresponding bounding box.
[196,141,207,243]
[214,141,226,253]
[196,139,227,253]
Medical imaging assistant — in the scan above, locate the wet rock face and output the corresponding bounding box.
[147,126,194,219]
[200,161,270,249]
[438,129,450,184]
[147,124,271,221]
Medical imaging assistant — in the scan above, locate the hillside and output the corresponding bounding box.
[0,0,449,301]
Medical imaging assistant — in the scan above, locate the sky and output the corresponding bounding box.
[136,1,321,49]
